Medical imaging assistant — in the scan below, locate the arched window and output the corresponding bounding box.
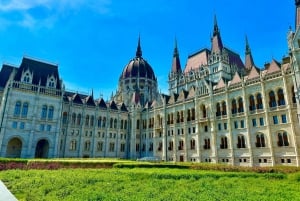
[277,131,289,146]
[220,136,228,149]
[72,113,76,125]
[277,89,285,106]
[120,119,124,129]
[170,113,174,124]
[77,114,81,126]
[41,105,47,119]
[48,106,54,120]
[231,99,237,114]
[201,105,207,118]
[190,139,196,150]
[249,95,255,111]
[191,108,195,120]
[237,135,246,148]
[255,134,266,147]
[256,93,263,109]
[176,111,180,123]
[114,119,117,129]
[187,109,191,121]
[90,115,94,127]
[14,101,21,116]
[110,118,113,128]
[168,141,174,151]
[216,103,221,117]
[180,111,184,122]
[21,102,28,117]
[269,91,276,107]
[102,117,106,128]
[98,117,102,128]
[222,101,227,115]
[124,120,127,130]
[238,98,244,113]
[85,115,90,127]
[204,138,210,149]
[62,112,68,124]
[292,86,296,104]
[84,141,91,151]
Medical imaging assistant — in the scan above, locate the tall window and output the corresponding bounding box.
[222,101,227,115]
[202,105,207,118]
[70,140,77,150]
[20,102,28,118]
[102,117,106,128]
[256,93,263,109]
[216,103,221,117]
[238,98,244,113]
[168,141,174,151]
[176,112,180,123]
[277,132,289,146]
[237,135,246,148]
[85,115,90,126]
[62,112,68,124]
[178,140,184,150]
[98,117,102,128]
[273,116,278,125]
[41,105,47,119]
[249,95,255,111]
[231,99,237,114]
[269,91,276,107]
[72,113,76,125]
[109,143,115,152]
[120,143,125,152]
[292,86,296,104]
[220,136,228,149]
[14,101,21,116]
[97,141,103,151]
[190,139,196,150]
[277,89,285,106]
[48,106,54,120]
[110,118,113,128]
[204,138,210,149]
[256,134,266,147]
[191,108,195,120]
[281,114,287,123]
[77,114,81,126]
[90,115,94,127]
[114,119,117,129]
[84,141,91,151]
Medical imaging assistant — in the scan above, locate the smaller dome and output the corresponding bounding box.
[120,37,156,81]
[121,57,156,80]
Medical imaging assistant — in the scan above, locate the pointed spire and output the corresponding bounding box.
[171,37,182,73]
[211,15,223,53]
[91,89,94,98]
[245,35,255,70]
[136,35,142,58]
[213,14,219,36]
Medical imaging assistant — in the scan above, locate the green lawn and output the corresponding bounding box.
[0,168,300,201]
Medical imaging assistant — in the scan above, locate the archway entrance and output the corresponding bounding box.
[35,139,49,158]
[6,138,22,158]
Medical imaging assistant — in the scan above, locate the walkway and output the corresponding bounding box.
[0,180,18,201]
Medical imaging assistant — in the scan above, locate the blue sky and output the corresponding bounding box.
[0,0,295,100]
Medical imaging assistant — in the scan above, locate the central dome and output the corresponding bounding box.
[120,37,156,81]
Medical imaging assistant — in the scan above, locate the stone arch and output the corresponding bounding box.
[35,139,49,158]
[6,137,22,158]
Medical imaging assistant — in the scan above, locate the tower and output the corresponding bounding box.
[168,38,182,94]
[245,36,255,71]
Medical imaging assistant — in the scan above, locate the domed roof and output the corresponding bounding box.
[120,37,156,81]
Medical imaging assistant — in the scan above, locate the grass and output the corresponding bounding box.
[0,167,300,201]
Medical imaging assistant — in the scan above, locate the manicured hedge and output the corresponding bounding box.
[1,158,300,174]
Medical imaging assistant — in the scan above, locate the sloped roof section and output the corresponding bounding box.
[168,93,178,104]
[98,98,107,108]
[72,93,83,104]
[85,96,95,106]
[230,72,242,85]
[109,101,118,110]
[177,90,188,101]
[120,103,128,112]
[184,49,210,73]
[187,86,196,99]
[247,66,260,80]
[0,64,16,88]
[14,57,61,89]
[266,59,281,74]
[215,78,226,89]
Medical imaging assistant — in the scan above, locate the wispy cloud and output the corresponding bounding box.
[0,0,112,29]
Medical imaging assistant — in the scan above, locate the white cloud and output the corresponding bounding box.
[0,0,112,29]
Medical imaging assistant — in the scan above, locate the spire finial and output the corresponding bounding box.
[245,35,251,54]
[136,35,142,58]
[213,14,219,36]
[173,37,179,57]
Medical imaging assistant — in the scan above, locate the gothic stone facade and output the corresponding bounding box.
[0,2,300,167]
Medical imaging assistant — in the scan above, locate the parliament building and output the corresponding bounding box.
[0,1,300,167]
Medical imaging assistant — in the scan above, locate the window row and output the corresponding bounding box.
[157,131,290,151]
[62,112,127,129]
